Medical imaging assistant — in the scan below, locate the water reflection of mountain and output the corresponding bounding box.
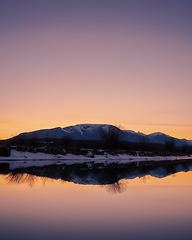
[1,160,192,186]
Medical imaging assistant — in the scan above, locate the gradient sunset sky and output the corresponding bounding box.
[1,0,192,140]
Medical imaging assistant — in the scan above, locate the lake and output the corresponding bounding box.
[0,162,192,240]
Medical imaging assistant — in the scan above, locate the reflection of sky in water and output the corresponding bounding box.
[0,172,192,240]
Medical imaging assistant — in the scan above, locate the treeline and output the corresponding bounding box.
[1,132,192,157]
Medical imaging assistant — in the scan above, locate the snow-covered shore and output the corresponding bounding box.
[0,150,192,170]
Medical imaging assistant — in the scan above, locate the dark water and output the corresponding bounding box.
[0,161,192,240]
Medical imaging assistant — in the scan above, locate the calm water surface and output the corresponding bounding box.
[1,171,192,240]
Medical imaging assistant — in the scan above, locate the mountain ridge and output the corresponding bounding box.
[10,123,192,147]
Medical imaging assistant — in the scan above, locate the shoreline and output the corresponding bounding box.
[0,150,192,170]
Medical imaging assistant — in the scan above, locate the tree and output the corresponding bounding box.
[165,138,175,152]
[139,135,149,151]
[0,146,10,157]
[61,136,72,149]
[100,125,121,149]
[181,143,188,153]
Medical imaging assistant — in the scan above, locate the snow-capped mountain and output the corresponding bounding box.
[12,124,192,147]
[15,124,114,141]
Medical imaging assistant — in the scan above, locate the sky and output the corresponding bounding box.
[0,0,192,140]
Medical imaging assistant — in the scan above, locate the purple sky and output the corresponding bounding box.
[1,0,192,139]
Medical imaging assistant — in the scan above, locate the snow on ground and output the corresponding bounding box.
[0,150,192,170]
